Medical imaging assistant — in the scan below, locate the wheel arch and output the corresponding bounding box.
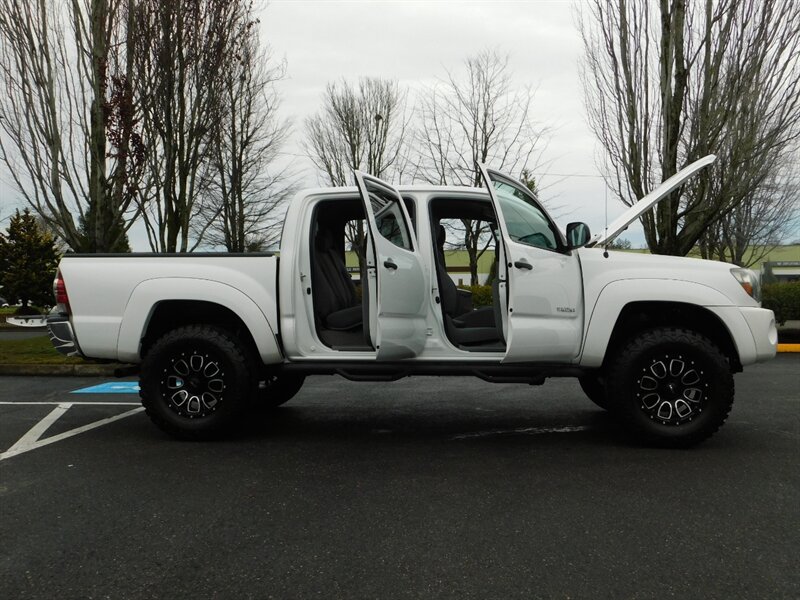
[580,279,751,371]
[600,301,741,372]
[117,278,282,364]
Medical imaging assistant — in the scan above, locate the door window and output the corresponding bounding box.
[491,178,562,252]
[363,179,414,251]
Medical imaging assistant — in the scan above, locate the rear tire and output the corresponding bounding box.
[606,327,734,448]
[139,325,258,440]
[256,373,305,409]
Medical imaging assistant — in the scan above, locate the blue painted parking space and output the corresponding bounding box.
[71,381,140,394]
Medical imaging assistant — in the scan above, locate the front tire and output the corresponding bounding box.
[579,373,609,410]
[140,325,258,440]
[606,328,734,448]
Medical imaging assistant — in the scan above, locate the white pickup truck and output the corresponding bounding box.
[47,156,776,446]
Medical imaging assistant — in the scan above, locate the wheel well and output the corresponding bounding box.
[140,300,259,360]
[603,301,742,372]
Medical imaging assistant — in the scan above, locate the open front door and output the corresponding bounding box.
[479,165,584,363]
[354,171,427,360]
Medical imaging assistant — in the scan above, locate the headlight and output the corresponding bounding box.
[730,268,761,303]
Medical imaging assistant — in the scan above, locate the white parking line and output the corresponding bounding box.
[451,425,591,440]
[0,402,145,461]
[6,403,71,453]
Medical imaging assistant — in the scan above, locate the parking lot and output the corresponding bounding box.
[1,356,798,598]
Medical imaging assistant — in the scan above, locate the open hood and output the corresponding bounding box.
[587,154,716,248]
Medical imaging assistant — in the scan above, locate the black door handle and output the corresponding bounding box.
[514,261,533,270]
[383,260,398,270]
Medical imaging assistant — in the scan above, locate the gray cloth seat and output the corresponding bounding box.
[312,229,362,331]
[434,225,500,345]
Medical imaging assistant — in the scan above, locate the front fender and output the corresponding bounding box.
[116,278,282,364]
[579,279,754,367]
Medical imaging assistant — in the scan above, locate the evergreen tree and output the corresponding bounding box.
[0,209,60,309]
[520,169,538,200]
[77,203,131,253]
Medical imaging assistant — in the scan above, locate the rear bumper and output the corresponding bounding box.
[46,314,83,357]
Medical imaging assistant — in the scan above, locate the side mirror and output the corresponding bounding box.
[566,222,591,249]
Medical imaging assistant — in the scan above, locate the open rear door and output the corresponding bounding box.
[354,172,427,360]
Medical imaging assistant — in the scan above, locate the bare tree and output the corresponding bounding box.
[415,49,546,285]
[304,77,411,265]
[132,0,249,252]
[0,0,140,252]
[198,32,292,252]
[305,77,410,186]
[700,166,799,266]
[579,0,800,256]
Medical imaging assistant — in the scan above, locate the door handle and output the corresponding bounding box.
[383,260,398,270]
[514,260,533,270]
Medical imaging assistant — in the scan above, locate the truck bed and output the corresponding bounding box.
[59,253,279,362]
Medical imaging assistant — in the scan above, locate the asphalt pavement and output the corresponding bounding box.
[0,356,798,599]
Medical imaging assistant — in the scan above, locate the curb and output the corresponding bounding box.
[0,363,132,376]
[777,344,800,353]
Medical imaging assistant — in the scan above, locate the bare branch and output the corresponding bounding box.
[414,49,548,284]
[578,0,800,256]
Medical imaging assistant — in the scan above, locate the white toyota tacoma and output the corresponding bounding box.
[47,156,777,446]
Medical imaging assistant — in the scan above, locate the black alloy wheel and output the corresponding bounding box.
[162,350,227,419]
[140,325,257,439]
[606,327,734,447]
[635,353,707,426]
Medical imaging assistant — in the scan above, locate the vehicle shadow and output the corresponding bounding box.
[235,400,631,448]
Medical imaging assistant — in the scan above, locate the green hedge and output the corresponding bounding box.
[458,284,493,308]
[762,281,800,325]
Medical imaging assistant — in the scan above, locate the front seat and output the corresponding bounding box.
[434,225,500,345]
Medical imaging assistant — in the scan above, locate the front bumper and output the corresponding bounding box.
[46,314,83,357]
[740,306,778,363]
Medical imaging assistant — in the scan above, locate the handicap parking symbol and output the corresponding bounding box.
[71,381,141,394]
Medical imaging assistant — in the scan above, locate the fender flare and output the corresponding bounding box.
[580,279,752,367]
[116,278,282,364]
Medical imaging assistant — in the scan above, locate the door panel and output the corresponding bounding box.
[354,172,427,360]
[479,165,584,363]
[503,243,583,361]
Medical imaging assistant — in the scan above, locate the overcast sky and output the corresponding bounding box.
[258,0,636,242]
[0,0,649,248]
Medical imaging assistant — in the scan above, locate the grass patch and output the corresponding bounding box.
[0,306,23,325]
[0,334,84,365]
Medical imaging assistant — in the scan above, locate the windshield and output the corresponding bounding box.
[491,179,560,251]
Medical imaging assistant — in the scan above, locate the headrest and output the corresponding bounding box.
[315,228,335,252]
[437,224,446,247]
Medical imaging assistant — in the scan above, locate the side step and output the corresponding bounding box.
[279,361,585,385]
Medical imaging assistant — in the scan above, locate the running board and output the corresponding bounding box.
[278,361,585,385]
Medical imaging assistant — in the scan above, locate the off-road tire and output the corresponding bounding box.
[256,373,305,410]
[579,374,609,410]
[139,325,258,440]
[606,327,734,448]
